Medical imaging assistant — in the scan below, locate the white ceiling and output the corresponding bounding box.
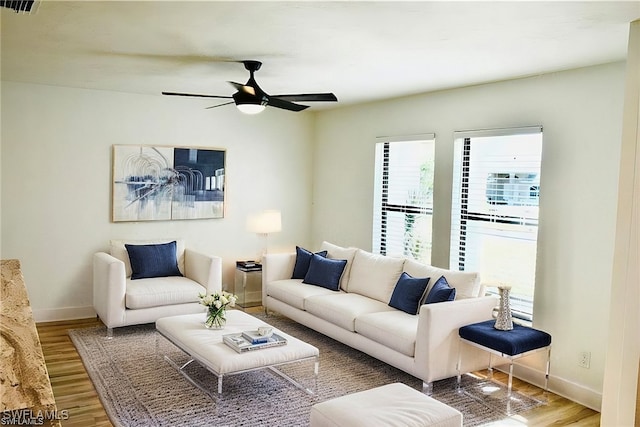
[2,1,639,110]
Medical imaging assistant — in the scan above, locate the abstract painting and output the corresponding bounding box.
[112,145,225,222]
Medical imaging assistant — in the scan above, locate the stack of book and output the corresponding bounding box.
[223,330,287,353]
[236,261,262,272]
[242,330,271,344]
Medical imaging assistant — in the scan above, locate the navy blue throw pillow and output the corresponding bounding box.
[303,254,347,291]
[424,275,456,304]
[388,272,431,315]
[125,241,183,280]
[292,246,328,279]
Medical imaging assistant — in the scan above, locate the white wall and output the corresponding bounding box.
[0,82,314,320]
[601,20,640,426]
[311,62,626,409]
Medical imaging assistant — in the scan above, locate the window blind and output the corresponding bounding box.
[373,134,435,264]
[450,127,543,320]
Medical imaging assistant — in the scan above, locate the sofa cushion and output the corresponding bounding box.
[348,249,405,304]
[305,293,395,332]
[266,279,339,310]
[355,311,419,357]
[303,255,347,291]
[459,320,552,356]
[111,238,186,278]
[388,272,430,315]
[424,276,456,304]
[292,247,328,279]
[403,259,481,299]
[320,241,357,292]
[125,241,183,280]
[125,276,205,309]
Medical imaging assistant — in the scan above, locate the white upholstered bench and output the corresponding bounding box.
[156,310,319,395]
[310,382,462,427]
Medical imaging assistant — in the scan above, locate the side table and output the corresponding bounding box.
[234,261,262,308]
[457,320,552,397]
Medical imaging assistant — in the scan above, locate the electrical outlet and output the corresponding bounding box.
[579,351,591,368]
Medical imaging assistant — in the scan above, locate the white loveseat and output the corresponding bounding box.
[262,241,497,392]
[93,239,222,336]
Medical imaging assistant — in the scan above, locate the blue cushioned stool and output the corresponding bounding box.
[458,320,551,396]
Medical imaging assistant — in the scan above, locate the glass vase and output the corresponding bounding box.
[494,285,514,330]
[205,306,226,329]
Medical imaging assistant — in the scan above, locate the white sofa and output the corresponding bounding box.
[93,239,222,336]
[262,241,497,392]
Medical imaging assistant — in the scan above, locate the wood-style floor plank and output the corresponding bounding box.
[36,316,601,426]
[37,317,113,427]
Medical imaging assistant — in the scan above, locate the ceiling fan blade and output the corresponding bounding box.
[162,91,232,99]
[228,81,257,96]
[270,93,337,102]
[266,96,309,112]
[205,101,235,109]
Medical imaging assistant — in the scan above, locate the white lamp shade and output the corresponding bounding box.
[237,104,266,115]
[247,210,282,234]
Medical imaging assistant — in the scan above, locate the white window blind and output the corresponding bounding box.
[450,127,543,321]
[373,134,435,264]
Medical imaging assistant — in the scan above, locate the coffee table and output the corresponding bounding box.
[155,310,319,397]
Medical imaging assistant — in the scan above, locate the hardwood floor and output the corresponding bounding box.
[36,316,601,426]
[37,317,112,427]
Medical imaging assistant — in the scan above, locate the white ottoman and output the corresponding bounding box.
[310,383,463,427]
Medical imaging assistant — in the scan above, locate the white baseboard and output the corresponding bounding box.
[505,363,602,412]
[33,306,96,323]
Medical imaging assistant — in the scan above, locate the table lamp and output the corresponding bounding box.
[247,210,282,261]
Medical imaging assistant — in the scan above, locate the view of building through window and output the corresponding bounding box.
[450,127,543,321]
[373,135,435,264]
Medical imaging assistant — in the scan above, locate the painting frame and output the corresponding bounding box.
[112,145,226,222]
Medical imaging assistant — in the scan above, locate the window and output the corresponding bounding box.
[373,134,435,264]
[450,127,543,321]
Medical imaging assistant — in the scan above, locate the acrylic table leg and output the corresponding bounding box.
[544,347,551,391]
[487,352,493,379]
[313,359,319,395]
[456,340,462,390]
[507,361,514,397]
[218,374,223,394]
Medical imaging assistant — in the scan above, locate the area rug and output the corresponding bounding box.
[69,312,542,426]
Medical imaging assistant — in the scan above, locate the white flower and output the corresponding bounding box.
[199,290,239,309]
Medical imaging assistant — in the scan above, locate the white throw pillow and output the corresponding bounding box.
[319,241,357,291]
[403,259,481,299]
[110,238,186,278]
[348,249,405,303]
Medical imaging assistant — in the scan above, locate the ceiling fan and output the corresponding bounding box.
[162,60,337,114]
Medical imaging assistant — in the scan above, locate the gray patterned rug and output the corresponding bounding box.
[69,312,542,426]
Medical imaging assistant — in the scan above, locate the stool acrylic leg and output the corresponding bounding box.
[487,352,493,379]
[456,341,462,391]
[544,347,551,392]
[507,360,514,397]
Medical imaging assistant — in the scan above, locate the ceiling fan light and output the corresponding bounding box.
[236,103,266,115]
